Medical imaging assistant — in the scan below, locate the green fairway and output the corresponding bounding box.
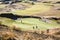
[0,17,60,31]
[15,18,60,31]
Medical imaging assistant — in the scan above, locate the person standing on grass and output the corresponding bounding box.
[47,29,49,33]
[21,20,22,23]
[36,25,38,29]
[20,18,23,23]
[33,26,35,29]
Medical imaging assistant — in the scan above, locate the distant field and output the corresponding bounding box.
[12,3,60,16]
[13,3,51,15]
[0,2,60,16]
[0,17,60,31]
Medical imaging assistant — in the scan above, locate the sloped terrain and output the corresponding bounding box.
[0,24,60,40]
[0,0,60,40]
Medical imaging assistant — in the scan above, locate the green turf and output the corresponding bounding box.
[15,18,60,31]
[0,17,60,31]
